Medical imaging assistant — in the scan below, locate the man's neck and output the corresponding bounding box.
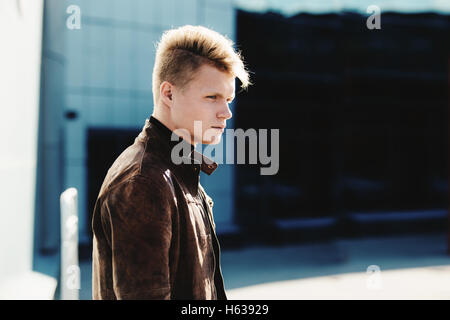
[151,112,198,148]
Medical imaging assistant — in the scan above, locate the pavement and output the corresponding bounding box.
[75,232,450,300]
[226,264,450,299]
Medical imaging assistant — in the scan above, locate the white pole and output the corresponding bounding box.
[60,188,80,300]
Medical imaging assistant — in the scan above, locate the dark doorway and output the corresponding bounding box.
[86,127,141,240]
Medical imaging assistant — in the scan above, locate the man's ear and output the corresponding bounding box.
[160,81,174,108]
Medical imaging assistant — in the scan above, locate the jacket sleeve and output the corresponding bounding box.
[100,175,177,299]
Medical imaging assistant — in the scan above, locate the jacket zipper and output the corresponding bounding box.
[199,189,226,299]
[199,191,217,290]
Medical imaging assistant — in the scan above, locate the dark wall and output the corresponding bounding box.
[234,11,449,228]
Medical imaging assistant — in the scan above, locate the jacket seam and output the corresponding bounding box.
[137,134,149,176]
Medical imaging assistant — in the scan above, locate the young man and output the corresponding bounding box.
[91,25,250,300]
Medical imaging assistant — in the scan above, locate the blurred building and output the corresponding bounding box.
[234,9,450,244]
[34,0,237,259]
[34,0,450,257]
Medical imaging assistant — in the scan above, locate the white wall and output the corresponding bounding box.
[0,0,44,283]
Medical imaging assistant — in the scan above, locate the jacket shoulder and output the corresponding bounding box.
[99,174,178,232]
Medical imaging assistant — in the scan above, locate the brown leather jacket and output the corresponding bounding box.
[92,116,227,300]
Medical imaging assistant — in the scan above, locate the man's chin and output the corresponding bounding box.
[202,136,222,145]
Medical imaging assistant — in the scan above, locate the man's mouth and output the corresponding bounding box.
[211,125,225,132]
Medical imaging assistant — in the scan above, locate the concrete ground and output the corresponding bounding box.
[227,264,450,299]
[76,232,450,300]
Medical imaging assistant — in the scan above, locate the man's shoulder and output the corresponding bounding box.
[96,173,176,229]
[98,138,176,196]
[96,172,177,223]
[106,170,174,201]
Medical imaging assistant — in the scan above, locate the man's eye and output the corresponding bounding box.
[207,95,217,99]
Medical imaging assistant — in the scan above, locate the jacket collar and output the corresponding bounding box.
[143,116,218,194]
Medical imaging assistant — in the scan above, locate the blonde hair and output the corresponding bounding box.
[152,25,251,105]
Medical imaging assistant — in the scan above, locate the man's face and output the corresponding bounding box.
[170,64,235,145]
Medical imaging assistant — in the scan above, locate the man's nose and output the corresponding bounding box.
[217,102,232,120]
